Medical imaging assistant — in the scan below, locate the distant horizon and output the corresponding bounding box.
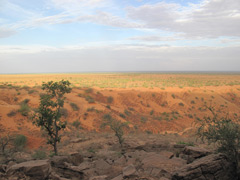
[1,70,240,75]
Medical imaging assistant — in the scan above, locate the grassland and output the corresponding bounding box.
[0,73,240,88]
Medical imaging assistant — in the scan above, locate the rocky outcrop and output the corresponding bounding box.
[172,153,237,180]
[6,159,50,180]
[180,146,211,163]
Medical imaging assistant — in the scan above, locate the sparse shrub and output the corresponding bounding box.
[28,89,36,94]
[14,134,27,150]
[72,120,81,129]
[101,114,128,147]
[128,107,135,111]
[21,98,30,104]
[32,149,47,160]
[106,105,111,109]
[14,97,18,102]
[119,113,126,119]
[107,96,113,103]
[137,94,141,97]
[18,103,30,116]
[141,116,147,123]
[124,109,131,116]
[87,107,95,112]
[177,141,194,146]
[0,134,12,154]
[171,94,176,99]
[195,105,240,167]
[150,109,154,115]
[17,92,21,95]
[78,93,83,97]
[7,110,17,117]
[70,102,79,111]
[85,96,95,103]
[191,100,195,104]
[145,130,153,134]
[152,93,156,97]
[178,102,184,106]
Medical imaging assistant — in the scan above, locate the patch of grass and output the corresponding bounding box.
[18,103,30,116]
[14,134,27,150]
[70,102,79,111]
[85,96,95,103]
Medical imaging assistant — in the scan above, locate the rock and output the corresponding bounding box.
[95,159,111,170]
[111,174,123,180]
[142,153,186,174]
[181,146,211,163]
[90,175,108,180]
[122,164,137,177]
[173,144,186,149]
[0,164,7,173]
[172,153,237,180]
[70,138,89,143]
[68,152,84,166]
[7,159,50,180]
[161,151,174,159]
[51,153,83,168]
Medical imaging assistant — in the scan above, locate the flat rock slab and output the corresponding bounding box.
[7,159,50,180]
[172,153,237,180]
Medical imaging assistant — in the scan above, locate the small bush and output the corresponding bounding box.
[141,117,147,123]
[72,120,81,129]
[119,113,126,119]
[14,97,18,102]
[32,149,47,159]
[150,110,154,115]
[178,102,184,106]
[191,100,195,104]
[107,96,113,103]
[124,109,131,116]
[85,96,95,103]
[106,105,111,109]
[70,102,79,111]
[171,94,176,99]
[21,99,30,104]
[87,107,95,112]
[28,89,36,94]
[14,134,27,150]
[7,110,17,117]
[18,103,30,116]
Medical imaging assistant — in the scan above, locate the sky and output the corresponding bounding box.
[0,0,240,73]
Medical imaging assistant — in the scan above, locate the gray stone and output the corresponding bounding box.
[7,159,50,180]
[122,164,137,177]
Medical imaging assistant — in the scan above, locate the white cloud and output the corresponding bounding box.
[127,0,240,38]
[0,27,16,38]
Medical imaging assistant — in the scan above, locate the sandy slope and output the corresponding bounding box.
[0,84,240,149]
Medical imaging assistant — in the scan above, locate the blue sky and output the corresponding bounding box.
[0,0,240,73]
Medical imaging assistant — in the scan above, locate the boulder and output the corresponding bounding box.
[90,175,108,180]
[7,159,50,180]
[51,153,83,168]
[122,164,137,177]
[181,146,211,163]
[172,153,237,180]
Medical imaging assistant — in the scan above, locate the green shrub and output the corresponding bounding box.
[191,100,195,104]
[28,89,36,94]
[14,134,27,150]
[85,96,95,103]
[150,110,154,115]
[141,117,147,123]
[21,99,30,104]
[87,107,95,112]
[18,103,30,116]
[32,149,47,159]
[178,102,184,106]
[171,94,176,99]
[72,120,81,129]
[119,113,126,119]
[106,105,111,109]
[124,109,131,116]
[70,102,79,111]
[195,105,240,166]
[107,96,113,103]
